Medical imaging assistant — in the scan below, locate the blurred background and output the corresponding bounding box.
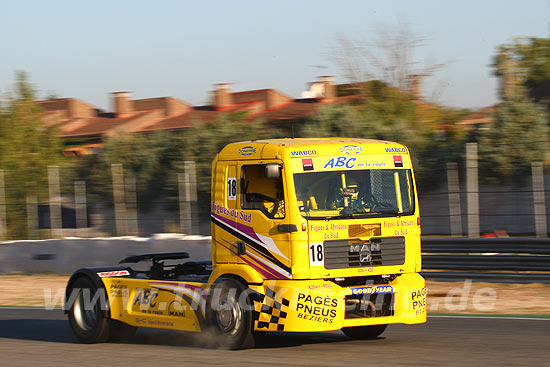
[1,6,550,363]
[0,0,549,241]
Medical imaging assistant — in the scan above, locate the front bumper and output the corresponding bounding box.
[252,272,426,332]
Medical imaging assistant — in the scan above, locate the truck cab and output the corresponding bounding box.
[210,138,425,332]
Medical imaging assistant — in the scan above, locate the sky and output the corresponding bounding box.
[1,0,549,110]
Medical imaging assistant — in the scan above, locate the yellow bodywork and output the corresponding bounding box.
[100,138,426,333]
[102,272,425,332]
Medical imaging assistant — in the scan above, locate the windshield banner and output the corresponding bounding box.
[291,154,411,173]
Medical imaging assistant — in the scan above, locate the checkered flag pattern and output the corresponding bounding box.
[253,287,290,331]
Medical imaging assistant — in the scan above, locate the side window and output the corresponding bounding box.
[241,164,285,219]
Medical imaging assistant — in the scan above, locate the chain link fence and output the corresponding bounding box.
[1,142,550,240]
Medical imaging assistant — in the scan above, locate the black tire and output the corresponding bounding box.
[67,276,111,343]
[342,324,388,339]
[206,278,256,349]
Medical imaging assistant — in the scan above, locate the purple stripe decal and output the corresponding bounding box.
[219,239,289,280]
[220,239,288,279]
[211,212,291,279]
[212,212,290,276]
[211,212,263,244]
[216,240,276,279]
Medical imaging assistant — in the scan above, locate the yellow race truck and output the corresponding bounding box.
[65,138,426,349]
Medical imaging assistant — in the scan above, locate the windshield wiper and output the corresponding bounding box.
[324,214,354,220]
[368,208,400,215]
[318,208,401,220]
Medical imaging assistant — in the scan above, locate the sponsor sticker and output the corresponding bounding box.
[302,158,314,171]
[238,146,256,156]
[97,270,130,277]
[385,147,407,153]
[411,287,427,315]
[351,285,394,295]
[109,284,129,297]
[292,150,317,156]
[340,145,363,155]
[296,292,338,324]
[393,155,403,167]
[323,156,356,169]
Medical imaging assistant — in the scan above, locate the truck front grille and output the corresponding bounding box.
[323,237,405,269]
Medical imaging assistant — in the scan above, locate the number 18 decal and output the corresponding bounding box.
[309,242,324,267]
[227,177,237,200]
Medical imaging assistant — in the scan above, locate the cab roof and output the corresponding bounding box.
[217,138,408,161]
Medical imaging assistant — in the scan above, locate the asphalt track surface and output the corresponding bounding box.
[0,309,548,367]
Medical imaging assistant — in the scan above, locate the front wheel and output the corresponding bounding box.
[342,324,387,339]
[206,278,256,349]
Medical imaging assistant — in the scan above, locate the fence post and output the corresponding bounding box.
[74,181,88,237]
[26,182,39,240]
[466,143,480,238]
[112,164,127,236]
[125,176,138,236]
[48,165,62,238]
[184,161,198,234]
[0,171,6,240]
[532,162,547,237]
[446,162,463,237]
[178,172,192,234]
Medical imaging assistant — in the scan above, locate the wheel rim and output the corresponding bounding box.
[73,290,99,331]
[216,292,242,336]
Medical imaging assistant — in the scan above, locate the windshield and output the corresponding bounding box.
[293,169,415,219]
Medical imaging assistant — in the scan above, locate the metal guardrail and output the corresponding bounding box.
[421,238,550,283]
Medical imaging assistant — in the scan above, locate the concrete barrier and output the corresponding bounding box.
[0,234,212,274]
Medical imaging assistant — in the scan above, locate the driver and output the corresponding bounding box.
[242,165,285,218]
[329,175,363,210]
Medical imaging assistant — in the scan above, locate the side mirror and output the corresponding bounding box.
[265,163,281,179]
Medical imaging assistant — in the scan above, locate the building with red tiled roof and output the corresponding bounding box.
[454,69,550,130]
[41,75,459,156]
[39,77,351,156]
[456,105,498,129]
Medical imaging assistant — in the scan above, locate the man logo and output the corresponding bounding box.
[360,254,372,263]
[349,242,381,265]
[168,300,185,317]
[349,243,381,253]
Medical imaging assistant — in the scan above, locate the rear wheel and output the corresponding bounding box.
[342,324,387,339]
[206,278,256,349]
[67,277,110,343]
[67,277,136,343]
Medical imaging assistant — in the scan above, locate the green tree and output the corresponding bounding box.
[0,72,64,238]
[299,94,466,191]
[73,130,182,211]
[493,37,550,90]
[74,112,275,218]
[478,87,549,183]
[176,113,273,215]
